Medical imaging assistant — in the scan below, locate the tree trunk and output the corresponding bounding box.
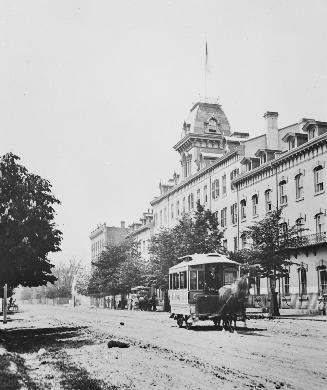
[269,275,280,317]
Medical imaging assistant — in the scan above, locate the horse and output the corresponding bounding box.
[216,276,249,330]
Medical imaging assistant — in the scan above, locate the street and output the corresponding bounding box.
[1,304,326,390]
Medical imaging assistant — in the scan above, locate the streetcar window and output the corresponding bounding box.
[198,270,204,289]
[169,274,172,289]
[180,271,187,289]
[175,273,180,289]
[190,271,197,290]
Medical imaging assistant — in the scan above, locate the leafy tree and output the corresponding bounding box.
[74,267,91,296]
[0,153,62,290]
[231,208,305,316]
[51,258,82,298]
[88,239,144,298]
[148,201,223,289]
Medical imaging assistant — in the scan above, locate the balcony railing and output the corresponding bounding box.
[296,232,327,247]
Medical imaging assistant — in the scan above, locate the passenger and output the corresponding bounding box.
[318,299,326,315]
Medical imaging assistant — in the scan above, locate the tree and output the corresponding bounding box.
[88,239,144,298]
[0,153,62,290]
[51,258,82,298]
[148,202,223,290]
[74,267,91,296]
[231,208,305,316]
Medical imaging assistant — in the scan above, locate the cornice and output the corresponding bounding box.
[173,132,223,152]
[233,132,327,186]
[150,149,241,206]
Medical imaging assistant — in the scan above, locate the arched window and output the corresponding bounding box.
[314,165,324,193]
[279,180,287,205]
[222,174,227,195]
[252,194,258,216]
[283,269,290,295]
[240,199,247,220]
[208,117,218,133]
[265,189,272,212]
[295,174,304,199]
[318,267,327,295]
[299,267,307,295]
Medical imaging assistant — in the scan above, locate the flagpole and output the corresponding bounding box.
[204,42,207,102]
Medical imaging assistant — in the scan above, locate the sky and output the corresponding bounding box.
[1,0,327,266]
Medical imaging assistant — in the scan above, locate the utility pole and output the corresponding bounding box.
[3,284,7,324]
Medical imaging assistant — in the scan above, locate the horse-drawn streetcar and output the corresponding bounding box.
[168,253,248,331]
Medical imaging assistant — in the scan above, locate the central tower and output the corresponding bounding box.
[173,101,232,179]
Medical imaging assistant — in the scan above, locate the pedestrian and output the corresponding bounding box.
[318,299,326,315]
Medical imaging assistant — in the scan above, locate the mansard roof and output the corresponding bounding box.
[233,132,327,186]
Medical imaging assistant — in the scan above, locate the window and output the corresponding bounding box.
[231,203,238,225]
[180,271,187,289]
[176,201,180,217]
[160,210,163,227]
[164,207,167,224]
[250,276,260,295]
[224,270,237,285]
[299,268,307,295]
[283,272,290,295]
[233,237,238,251]
[314,166,324,193]
[208,117,217,133]
[203,185,208,203]
[171,203,174,220]
[279,180,287,205]
[212,179,219,199]
[279,222,288,234]
[241,233,247,249]
[265,189,272,212]
[240,199,246,220]
[188,193,194,211]
[315,213,324,235]
[295,174,304,199]
[222,174,227,195]
[182,197,186,213]
[309,126,317,140]
[260,154,267,164]
[318,268,327,295]
[296,218,305,236]
[221,207,227,228]
[197,188,201,204]
[190,269,204,290]
[252,194,258,216]
[230,169,239,190]
[223,239,227,251]
[288,138,296,150]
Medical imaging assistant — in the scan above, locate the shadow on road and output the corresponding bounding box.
[187,325,268,336]
[0,325,114,390]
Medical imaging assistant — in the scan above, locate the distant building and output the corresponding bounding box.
[90,221,128,263]
[128,210,154,261]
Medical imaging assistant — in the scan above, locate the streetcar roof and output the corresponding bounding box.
[169,253,240,272]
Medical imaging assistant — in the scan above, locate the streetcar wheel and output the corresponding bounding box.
[186,321,192,330]
[177,317,184,328]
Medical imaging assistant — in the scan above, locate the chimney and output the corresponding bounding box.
[120,221,125,229]
[264,111,279,150]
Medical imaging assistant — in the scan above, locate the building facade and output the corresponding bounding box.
[90,221,128,263]
[128,210,154,261]
[147,101,327,313]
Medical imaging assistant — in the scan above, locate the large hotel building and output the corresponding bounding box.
[130,100,327,313]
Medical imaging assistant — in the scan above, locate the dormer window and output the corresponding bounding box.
[260,154,267,164]
[309,126,317,140]
[288,138,296,150]
[208,117,218,133]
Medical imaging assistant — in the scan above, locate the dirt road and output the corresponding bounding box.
[1,304,326,389]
